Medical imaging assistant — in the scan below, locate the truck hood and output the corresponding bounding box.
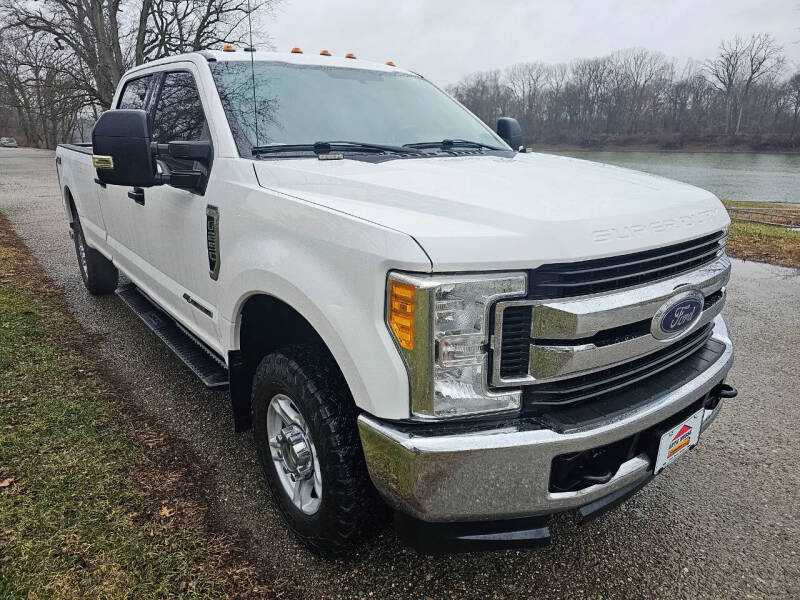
[253,152,729,271]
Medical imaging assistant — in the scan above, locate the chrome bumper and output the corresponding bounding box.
[358,315,733,522]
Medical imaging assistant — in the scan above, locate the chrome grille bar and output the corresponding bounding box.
[491,254,731,388]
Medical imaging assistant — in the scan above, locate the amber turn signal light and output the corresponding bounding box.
[389,280,415,350]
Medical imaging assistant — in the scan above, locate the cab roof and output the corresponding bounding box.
[126,50,416,78]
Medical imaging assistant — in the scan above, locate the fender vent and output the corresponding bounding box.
[206,205,220,280]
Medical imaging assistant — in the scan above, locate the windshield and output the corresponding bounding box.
[210,61,506,156]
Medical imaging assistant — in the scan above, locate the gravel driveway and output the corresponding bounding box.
[2,147,799,599]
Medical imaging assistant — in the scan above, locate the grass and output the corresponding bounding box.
[0,217,272,599]
[722,199,799,210]
[718,199,800,268]
[726,220,800,268]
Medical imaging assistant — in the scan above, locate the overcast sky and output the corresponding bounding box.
[266,0,800,86]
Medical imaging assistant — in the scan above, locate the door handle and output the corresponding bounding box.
[94,178,106,188]
[128,188,145,205]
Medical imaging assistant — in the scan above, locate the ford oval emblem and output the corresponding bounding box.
[651,290,704,340]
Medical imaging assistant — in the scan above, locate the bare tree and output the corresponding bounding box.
[789,72,800,138]
[448,37,797,150]
[505,62,548,135]
[706,34,785,134]
[0,0,130,108]
[705,36,747,133]
[615,49,668,134]
[735,33,785,133]
[0,30,88,146]
[140,0,274,64]
[1,0,278,110]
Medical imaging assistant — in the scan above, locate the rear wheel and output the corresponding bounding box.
[252,345,385,557]
[72,213,118,295]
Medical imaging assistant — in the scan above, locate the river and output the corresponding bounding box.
[550,150,800,205]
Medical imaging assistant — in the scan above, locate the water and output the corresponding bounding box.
[551,150,800,205]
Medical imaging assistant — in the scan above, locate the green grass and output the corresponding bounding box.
[0,233,264,598]
[722,199,800,210]
[729,220,800,240]
[726,219,800,268]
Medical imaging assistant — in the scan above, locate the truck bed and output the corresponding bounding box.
[58,143,93,155]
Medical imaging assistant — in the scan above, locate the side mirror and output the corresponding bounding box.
[167,140,212,162]
[92,109,157,187]
[496,117,523,152]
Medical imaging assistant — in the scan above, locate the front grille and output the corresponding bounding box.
[499,306,532,378]
[529,230,726,299]
[522,323,714,408]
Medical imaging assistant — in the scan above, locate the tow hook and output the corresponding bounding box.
[714,383,738,399]
[581,472,614,486]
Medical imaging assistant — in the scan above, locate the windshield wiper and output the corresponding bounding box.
[404,139,505,151]
[321,141,425,155]
[252,141,425,156]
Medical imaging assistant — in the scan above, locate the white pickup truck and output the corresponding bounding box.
[56,49,736,556]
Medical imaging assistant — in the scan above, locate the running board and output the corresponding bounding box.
[116,284,229,389]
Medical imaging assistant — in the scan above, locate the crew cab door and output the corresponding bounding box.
[137,68,221,351]
[99,74,156,281]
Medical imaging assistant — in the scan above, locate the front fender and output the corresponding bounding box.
[216,178,431,420]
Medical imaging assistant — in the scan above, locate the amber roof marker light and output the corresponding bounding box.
[291,47,303,54]
[345,52,356,59]
[385,61,396,66]
[320,50,331,56]
[222,44,236,52]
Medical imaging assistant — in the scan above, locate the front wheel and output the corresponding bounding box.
[252,345,385,557]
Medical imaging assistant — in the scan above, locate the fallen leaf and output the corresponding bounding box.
[159,505,175,518]
[0,478,14,488]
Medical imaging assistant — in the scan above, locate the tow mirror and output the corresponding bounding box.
[496,117,523,152]
[168,170,203,189]
[166,140,212,162]
[93,111,211,193]
[92,109,157,187]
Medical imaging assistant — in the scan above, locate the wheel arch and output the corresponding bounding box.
[63,185,77,224]
[228,291,361,433]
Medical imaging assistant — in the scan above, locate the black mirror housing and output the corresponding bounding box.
[92,109,157,187]
[168,170,204,189]
[167,140,212,162]
[496,117,523,152]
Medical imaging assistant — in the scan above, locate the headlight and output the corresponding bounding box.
[386,271,527,419]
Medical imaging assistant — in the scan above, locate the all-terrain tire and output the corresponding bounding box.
[72,213,118,295]
[251,344,386,557]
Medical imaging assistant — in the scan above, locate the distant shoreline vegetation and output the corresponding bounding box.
[449,34,800,153]
[534,138,800,154]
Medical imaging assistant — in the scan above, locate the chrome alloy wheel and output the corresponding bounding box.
[267,393,322,515]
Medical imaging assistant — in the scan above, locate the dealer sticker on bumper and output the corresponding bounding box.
[654,409,704,474]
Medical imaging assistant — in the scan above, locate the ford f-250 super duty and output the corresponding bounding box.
[55,48,736,556]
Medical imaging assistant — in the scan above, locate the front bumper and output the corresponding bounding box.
[357,315,734,523]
